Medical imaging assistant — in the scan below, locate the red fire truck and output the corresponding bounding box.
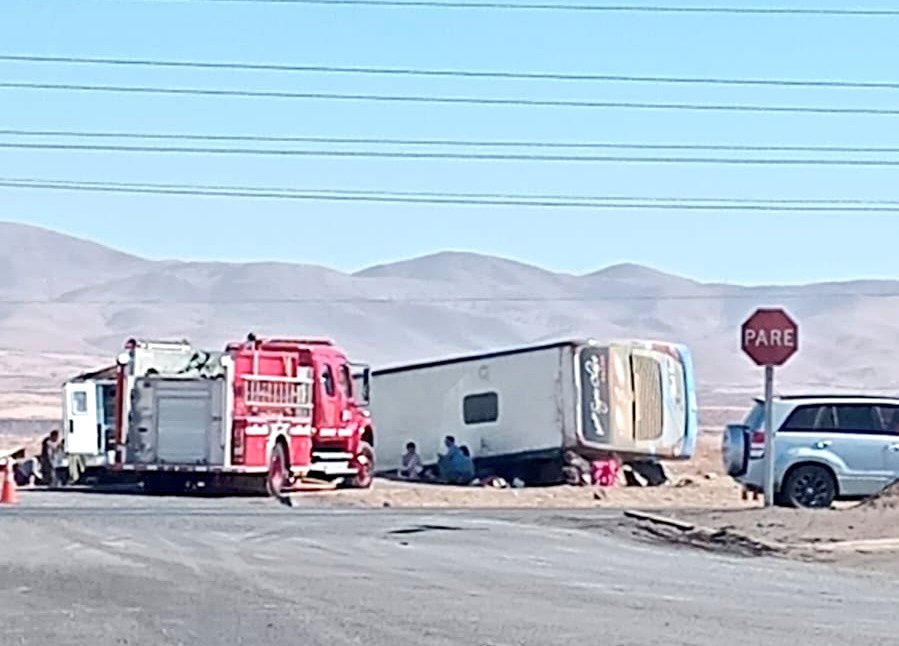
[112,334,374,495]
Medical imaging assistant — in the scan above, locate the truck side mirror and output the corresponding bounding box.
[349,363,371,406]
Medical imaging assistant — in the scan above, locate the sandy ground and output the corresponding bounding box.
[602,484,899,574]
[283,432,751,509]
[0,392,61,421]
[634,483,899,542]
[654,494,899,546]
[0,425,51,456]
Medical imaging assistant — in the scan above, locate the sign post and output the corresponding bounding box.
[740,308,799,507]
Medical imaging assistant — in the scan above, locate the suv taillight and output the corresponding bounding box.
[750,430,766,458]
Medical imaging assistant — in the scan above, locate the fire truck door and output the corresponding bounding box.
[64,382,101,455]
[317,362,340,433]
[336,363,353,428]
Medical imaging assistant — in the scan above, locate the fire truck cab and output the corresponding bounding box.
[113,334,375,494]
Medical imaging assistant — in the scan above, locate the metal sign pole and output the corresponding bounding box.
[763,364,776,507]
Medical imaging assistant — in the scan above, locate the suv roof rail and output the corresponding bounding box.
[755,393,899,402]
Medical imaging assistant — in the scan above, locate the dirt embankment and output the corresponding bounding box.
[662,489,899,547]
[614,481,899,573]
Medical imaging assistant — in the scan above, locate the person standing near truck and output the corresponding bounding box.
[40,430,63,487]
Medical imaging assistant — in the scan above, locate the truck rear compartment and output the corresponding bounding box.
[127,377,226,467]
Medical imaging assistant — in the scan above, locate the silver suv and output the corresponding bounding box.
[722,395,899,508]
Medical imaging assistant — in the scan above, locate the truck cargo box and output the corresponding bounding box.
[127,377,226,466]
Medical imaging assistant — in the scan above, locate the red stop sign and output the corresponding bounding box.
[741,308,799,367]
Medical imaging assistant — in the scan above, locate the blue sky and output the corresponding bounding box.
[2,0,899,284]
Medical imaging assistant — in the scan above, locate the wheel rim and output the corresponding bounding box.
[790,469,832,507]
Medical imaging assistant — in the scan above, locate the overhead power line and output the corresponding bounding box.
[107,1,899,17]
[3,177,899,211]
[10,177,899,205]
[3,54,898,91]
[4,81,899,116]
[4,290,899,304]
[6,141,899,166]
[7,128,899,154]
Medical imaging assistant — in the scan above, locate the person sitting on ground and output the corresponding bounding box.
[437,436,475,485]
[436,435,459,482]
[562,450,591,486]
[14,456,38,487]
[399,441,423,480]
[457,445,476,484]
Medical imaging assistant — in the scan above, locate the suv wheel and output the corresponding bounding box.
[780,464,836,509]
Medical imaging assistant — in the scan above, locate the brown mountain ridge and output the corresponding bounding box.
[1,221,898,408]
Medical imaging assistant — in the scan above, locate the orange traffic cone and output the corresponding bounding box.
[0,460,18,505]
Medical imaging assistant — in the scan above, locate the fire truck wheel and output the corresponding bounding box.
[349,441,375,489]
[266,442,289,497]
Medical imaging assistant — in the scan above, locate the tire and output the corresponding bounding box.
[348,441,375,489]
[266,442,289,498]
[722,424,750,478]
[780,464,837,509]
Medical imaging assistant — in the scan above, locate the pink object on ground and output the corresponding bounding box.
[592,457,620,487]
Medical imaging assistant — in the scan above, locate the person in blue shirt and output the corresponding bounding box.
[457,445,476,484]
[437,435,474,485]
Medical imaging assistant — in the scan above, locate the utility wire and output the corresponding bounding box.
[102,1,899,17]
[4,177,899,211]
[6,141,899,165]
[3,289,899,304]
[4,81,899,116]
[4,54,898,91]
[6,128,899,154]
[10,176,899,204]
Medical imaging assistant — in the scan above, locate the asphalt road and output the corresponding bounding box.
[1,492,897,646]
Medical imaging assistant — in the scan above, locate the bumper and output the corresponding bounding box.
[60,454,113,469]
[115,461,358,478]
[734,458,770,493]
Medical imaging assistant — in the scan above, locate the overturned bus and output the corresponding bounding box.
[369,338,698,484]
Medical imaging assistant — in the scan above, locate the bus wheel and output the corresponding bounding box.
[349,442,375,489]
[266,442,289,497]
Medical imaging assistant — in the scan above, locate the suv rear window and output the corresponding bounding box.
[834,405,880,432]
[742,402,765,431]
[780,405,836,432]
[877,405,899,433]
